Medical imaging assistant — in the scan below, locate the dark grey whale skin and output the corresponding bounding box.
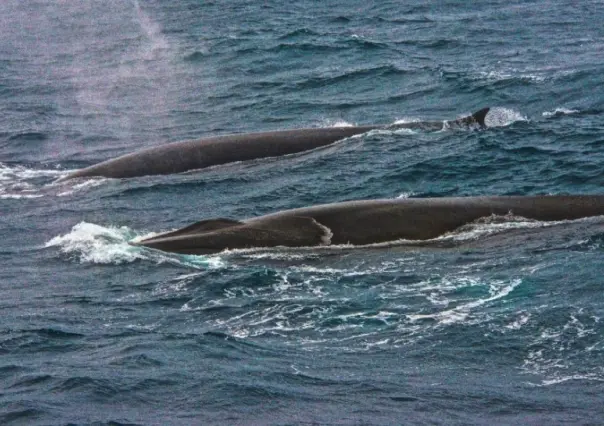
[133,195,604,255]
[58,108,490,181]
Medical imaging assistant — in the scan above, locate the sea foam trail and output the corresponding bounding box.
[0,162,110,198]
[0,162,64,199]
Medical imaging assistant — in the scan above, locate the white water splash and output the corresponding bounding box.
[320,119,355,128]
[45,222,146,264]
[483,107,528,127]
[46,222,225,268]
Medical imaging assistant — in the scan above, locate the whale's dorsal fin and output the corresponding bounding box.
[471,107,490,127]
[444,107,491,129]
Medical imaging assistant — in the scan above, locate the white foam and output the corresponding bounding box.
[45,222,142,264]
[445,214,546,242]
[188,257,533,349]
[45,221,225,268]
[0,162,66,199]
[0,193,45,199]
[483,107,528,127]
[383,120,421,134]
[539,374,604,386]
[542,107,580,117]
[56,177,108,196]
[521,309,603,386]
[0,162,64,181]
[505,312,531,330]
[479,70,546,83]
[392,117,422,126]
[396,192,414,199]
[407,278,522,325]
[321,119,355,128]
[290,266,352,275]
[237,252,320,261]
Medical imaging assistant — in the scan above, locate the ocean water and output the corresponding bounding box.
[2,0,604,424]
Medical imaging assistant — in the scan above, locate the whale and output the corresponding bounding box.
[132,195,604,255]
[57,108,490,181]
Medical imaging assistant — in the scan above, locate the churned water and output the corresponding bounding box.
[1,0,604,424]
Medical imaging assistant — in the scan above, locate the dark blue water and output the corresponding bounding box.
[2,0,604,424]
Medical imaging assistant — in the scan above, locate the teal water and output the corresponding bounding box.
[2,0,604,424]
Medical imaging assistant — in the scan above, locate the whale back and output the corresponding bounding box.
[58,126,377,181]
[134,195,604,254]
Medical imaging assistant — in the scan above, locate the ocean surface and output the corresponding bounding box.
[2,0,604,424]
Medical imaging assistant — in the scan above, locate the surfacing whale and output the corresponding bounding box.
[133,195,604,255]
[58,108,490,181]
